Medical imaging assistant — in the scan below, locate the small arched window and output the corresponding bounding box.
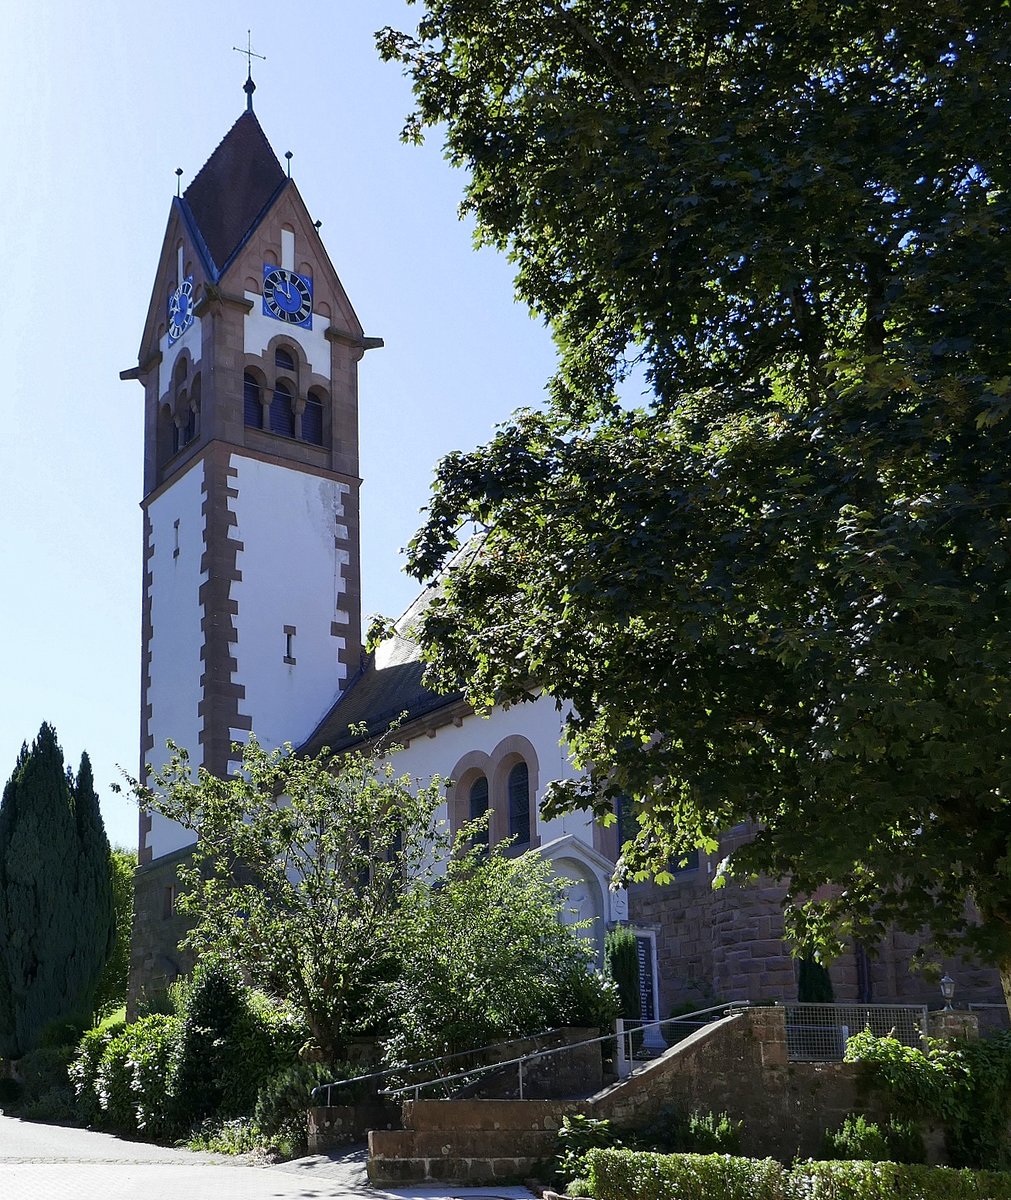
[302,388,324,446]
[469,776,489,846]
[508,762,531,845]
[275,346,296,373]
[244,372,262,428]
[270,379,295,437]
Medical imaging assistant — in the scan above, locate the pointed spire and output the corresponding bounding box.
[181,111,285,275]
[233,31,265,114]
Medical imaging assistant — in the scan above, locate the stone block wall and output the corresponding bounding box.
[128,845,196,1017]
[590,1008,889,1162]
[630,825,1004,1018]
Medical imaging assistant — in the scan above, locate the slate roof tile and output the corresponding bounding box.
[181,110,286,275]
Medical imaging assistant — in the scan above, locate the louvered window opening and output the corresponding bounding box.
[270,382,295,437]
[244,373,263,428]
[302,393,324,445]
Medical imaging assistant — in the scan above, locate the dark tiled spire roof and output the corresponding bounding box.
[181,110,286,276]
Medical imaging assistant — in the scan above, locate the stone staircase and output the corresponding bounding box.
[368,1098,585,1186]
[366,1009,750,1185]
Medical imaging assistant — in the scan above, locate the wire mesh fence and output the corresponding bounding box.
[784,1003,928,1062]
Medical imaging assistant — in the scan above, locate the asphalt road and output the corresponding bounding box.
[0,1114,536,1200]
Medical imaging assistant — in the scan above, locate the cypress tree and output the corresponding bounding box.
[71,752,116,1019]
[0,725,115,1057]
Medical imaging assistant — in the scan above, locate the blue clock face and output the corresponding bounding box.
[168,277,194,344]
[262,265,313,328]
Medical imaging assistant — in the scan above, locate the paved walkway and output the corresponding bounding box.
[0,1114,536,1200]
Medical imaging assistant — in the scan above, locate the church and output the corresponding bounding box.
[122,90,1002,1022]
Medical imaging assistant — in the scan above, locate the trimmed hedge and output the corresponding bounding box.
[586,1149,784,1200]
[800,1160,1011,1199]
[585,1149,1011,1200]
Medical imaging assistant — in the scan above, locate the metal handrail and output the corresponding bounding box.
[380,1001,754,1102]
[310,1027,565,1106]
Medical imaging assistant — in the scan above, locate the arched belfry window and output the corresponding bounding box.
[275,346,296,373]
[270,379,295,438]
[244,372,263,428]
[469,776,489,847]
[302,388,325,446]
[508,762,531,846]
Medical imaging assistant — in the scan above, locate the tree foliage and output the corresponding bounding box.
[386,835,617,1063]
[0,726,115,1057]
[92,848,136,1018]
[123,736,445,1062]
[378,3,1011,990]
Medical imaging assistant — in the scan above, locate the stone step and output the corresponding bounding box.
[371,1127,557,1160]
[403,1097,583,1132]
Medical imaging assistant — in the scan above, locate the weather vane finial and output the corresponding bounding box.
[232,30,266,112]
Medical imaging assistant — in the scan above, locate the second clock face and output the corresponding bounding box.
[168,277,194,344]
[263,266,313,328]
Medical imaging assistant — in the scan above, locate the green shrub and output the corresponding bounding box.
[637,1104,742,1154]
[37,1016,88,1049]
[170,961,247,1130]
[219,990,306,1118]
[587,1148,785,1200]
[556,1115,621,1188]
[846,1029,1011,1168]
[0,1078,24,1110]
[821,1114,926,1164]
[187,1117,263,1155]
[69,1018,125,1125]
[254,1061,339,1155]
[18,1086,78,1122]
[585,1149,1011,1200]
[85,1015,179,1137]
[16,1045,74,1098]
[796,1159,1011,1198]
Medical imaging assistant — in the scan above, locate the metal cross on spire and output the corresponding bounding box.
[233,30,266,112]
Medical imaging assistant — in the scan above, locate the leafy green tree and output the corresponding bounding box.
[0,725,115,1056]
[385,836,616,1064]
[122,736,447,1062]
[378,4,1011,1001]
[92,848,136,1018]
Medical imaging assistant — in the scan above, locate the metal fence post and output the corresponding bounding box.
[518,1059,525,1100]
[615,1018,630,1079]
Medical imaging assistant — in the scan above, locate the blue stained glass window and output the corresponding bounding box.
[508,762,530,845]
[469,776,489,846]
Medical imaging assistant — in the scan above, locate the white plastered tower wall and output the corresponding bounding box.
[128,109,372,868]
[144,460,206,857]
[227,456,350,753]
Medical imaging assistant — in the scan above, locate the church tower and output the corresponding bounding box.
[122,95,381,871]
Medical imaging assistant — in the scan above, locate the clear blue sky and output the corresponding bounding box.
[0,2,560,849]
